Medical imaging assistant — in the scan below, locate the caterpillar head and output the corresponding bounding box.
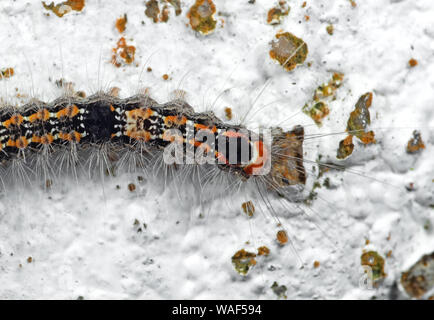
[267,125,306,187]
[222,125,306,188]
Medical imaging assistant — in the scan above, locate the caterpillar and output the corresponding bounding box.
[0,92,305,192]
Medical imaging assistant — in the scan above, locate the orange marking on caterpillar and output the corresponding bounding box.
[58,132,72,141]
[188,139,212,153]
[28,113,39,123]
[162,130,183,143]
[57,104,80,119]
[32,135,41,143]
[41,134,54,145]
[10,114,24,126]
[71,131,81,143]
[15,136,29,149]
[2,119,11,128]
[2,114,23,128]
[126,108,153,120]
[194,123,217,133]
[164,115,187,127]
[58,131,80,142]
[110,105,115,112]
[29,109,51,122]
[6,138,15,147]
[129,131,151,142]
[41,109,50,121]
[68,104,80,118]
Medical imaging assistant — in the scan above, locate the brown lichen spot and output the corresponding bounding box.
[224,107,232,120]
[187,0,217,35]
[55,78,76,96]
[346,92,376,144]
[111,37,136,67]
[145,0,177,23]
[231,249,257,275]
[257,246,270,256]
[301,1,307,8]
[337,134,354,159]
[302,101,330,126]
[147,67,153,72]
[304,15,310,21]
[46,179,53,189]
[266,1,290,25]
[276,230,288,245]
[162,74,169,80]
[349,0,357,7]
[27,256,33,263]
[409,58,418,68]
[161,4,170,22]
[75,91,86,98]
[0,67,14,79]
[168,0,182,16]
[361,251,386,282]
[115,14,127,33]
[145,0,160,23]
[313,260,320,268]
[326,24,334,35]
[406,130,425,154]
[269,32,308,72]
[401,252,434,299]
[271,281,287,299]
[386,250,392,258]
[405,182,416,192]
[128,183,136,192]
[42,0,85,18]
[241,201,255,217]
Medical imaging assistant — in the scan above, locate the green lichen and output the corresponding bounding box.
[232,249,257,276]
[187,0,217,35]
[361,251,386,282]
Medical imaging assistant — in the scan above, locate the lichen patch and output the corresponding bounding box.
[42,0,85,17]
[269,32,308,71]
[187,0,217,35]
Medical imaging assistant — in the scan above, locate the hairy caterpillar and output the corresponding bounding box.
[0,92,305,192]
[1,0,433,300]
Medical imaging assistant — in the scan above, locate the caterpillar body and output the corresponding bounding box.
[0,93,306,193]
